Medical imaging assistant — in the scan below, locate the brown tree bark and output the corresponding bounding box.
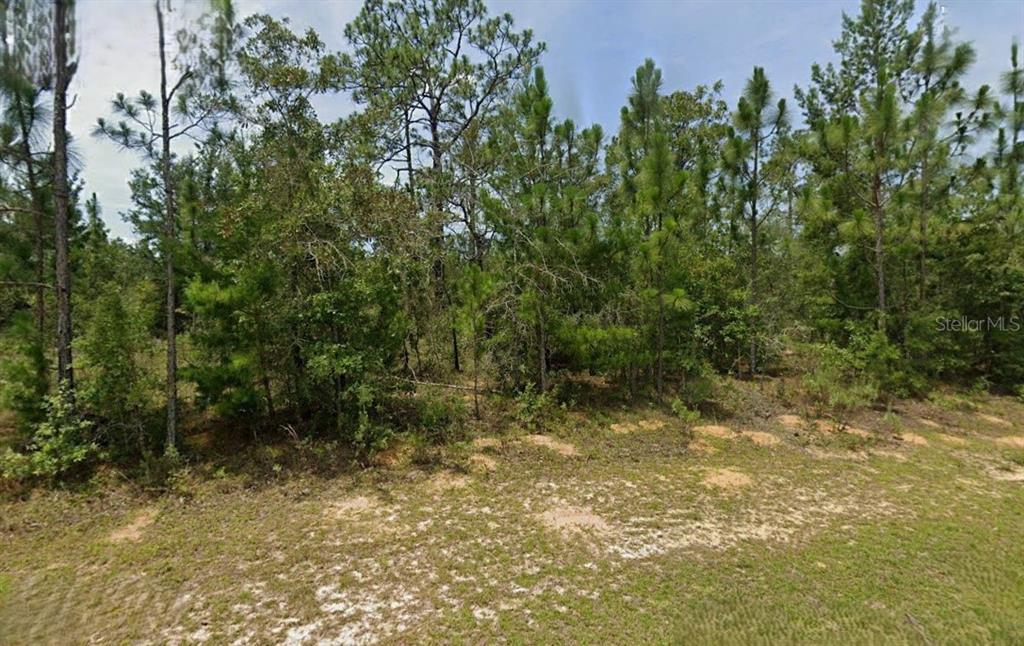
[157,0,178,451]
[872,171,887,333]
[428,110,460,372]
[749,136,760,377]
[52,0,74,398]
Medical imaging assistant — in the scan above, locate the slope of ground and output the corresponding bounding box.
[2,387,1024,644]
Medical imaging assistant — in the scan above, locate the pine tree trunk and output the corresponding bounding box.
[749,213,758,377]
[537,308,547,393]
[872,172,887,333]
[748,141,760,377]
[157,1,177,452]
[428,108,460,372]
[52,0,74,398]
[472,331,480,420]
[918,150,929,302]
[656,288,665,395]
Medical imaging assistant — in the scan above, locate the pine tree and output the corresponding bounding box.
[95,0,236,452]
[724,67,787,375]
[342,0,543,373]
[51,0,75,399]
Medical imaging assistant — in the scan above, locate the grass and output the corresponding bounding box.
[2,379,1023,644]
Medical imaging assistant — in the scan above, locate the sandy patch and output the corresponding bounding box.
[899,432,929,446]
[637,419,666,431]
[702,468,753,490]
[108,508,158,543]
[814,420,837,433]
[468,454,498,472]
[740,430,780,447]
[688,439,718,454]
[693,424,733,439]
[977,413,1012,428]
[326,495,379,519]
[917,418,942,429]
[472,437,501,449]
[611,419,666,434]
[370,442,413,468]
[522,434,579,457]
[936,433,968,446]
[537,505,610,536]
[605,487,889,560]
[993,436,1024,449]
[870,448,908,462]
[776,414,804,431]
[429,471,470,493]
[988,465,1024,481]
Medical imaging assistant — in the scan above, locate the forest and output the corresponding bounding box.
[3,0,1021,480]
[2,0,1024,642]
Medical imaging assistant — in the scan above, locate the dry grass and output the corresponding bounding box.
[2,383,1024,643]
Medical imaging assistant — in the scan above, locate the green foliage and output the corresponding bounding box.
[3,0,1023,481]
[0,314,47,427]
[849,326,924,399]
[513,384,557,430]
[411,390,468,444]
[138,445,182,490]
[798,341,879,417]
[0,386,97,481]
[797,325,923,414]
[676,368,717,410]
[670,398,701,425]
[78,290,156,455]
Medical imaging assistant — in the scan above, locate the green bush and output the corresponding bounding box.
[78,291,156,457]
[0,387,98,481]
[0,313,48,428]
[799,341,878,417]
[676,364,716,409]
[670,398,701,424]
[513,384,557,430]
[848,327,924,399]
[413,390,468,442]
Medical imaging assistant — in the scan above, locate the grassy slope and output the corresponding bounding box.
[2,382,1023,644]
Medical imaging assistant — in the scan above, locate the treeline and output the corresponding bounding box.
[1,0,1022,479]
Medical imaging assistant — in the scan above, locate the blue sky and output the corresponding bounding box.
[71,0,1023,240]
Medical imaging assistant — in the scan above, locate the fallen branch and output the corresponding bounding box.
[394,377,500,395]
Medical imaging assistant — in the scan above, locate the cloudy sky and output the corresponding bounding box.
[69,0,1024,240]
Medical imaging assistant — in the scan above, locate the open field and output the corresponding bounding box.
[3,384,1024,644]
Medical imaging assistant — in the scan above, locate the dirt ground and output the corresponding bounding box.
[2,387,1023,644]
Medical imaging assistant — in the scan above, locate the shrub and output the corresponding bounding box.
[670,398,701,425]
[417,390,467,439]
[0,387,98,481]
[799,342,878,417]
[513,383,557,430]
[848,327,923,399]
[676,363,716,409]
[78,290,156,457]
[0,313,48,427]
